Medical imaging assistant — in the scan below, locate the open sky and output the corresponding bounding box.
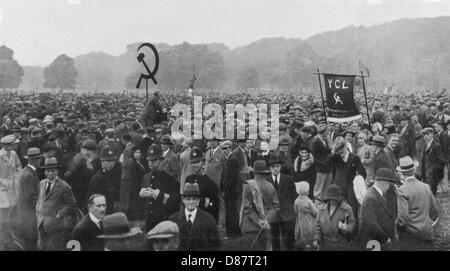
[1,0,450,66]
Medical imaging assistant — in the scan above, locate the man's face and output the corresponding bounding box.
[102,160,116,171]
[183,197,200,211]
[191,160,203,173]
[161,144,170,151]
[279,144,289,152]
[433,124,442,133]
[152,237,178,251]
[388,135,399,149]
[301,132,311,142]
[133,150,142,160]
[89,196,106,220]
[221,146,231,157]
[424,133,433,143]
[344,133,353,142]
[269,163,281,176]
[209,139,219,149]
[45,168,58,181]
[147,159,161,171]
[357,134,367,147]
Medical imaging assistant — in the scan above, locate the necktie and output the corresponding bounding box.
[274,176,278,190]
[187,214,193,231]
[45,181,52,196]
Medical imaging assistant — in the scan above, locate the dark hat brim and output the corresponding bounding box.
[24,154,43,159]
[41,164,62,169]
[97,227,141,239]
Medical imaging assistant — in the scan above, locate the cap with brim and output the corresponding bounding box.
[253,160,271,174]
[24,147,43,159]
[374,168,398,183]
[371,135,386,147]
[182,182,201,197]
[267,154,284,166]
[323,185,343,202]
[146,221,179,239]
[41,157,62,169]
[421,127,434,135]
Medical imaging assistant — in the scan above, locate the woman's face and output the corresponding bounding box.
[299,150,309,161]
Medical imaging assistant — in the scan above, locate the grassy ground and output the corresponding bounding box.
[434,190,450,251]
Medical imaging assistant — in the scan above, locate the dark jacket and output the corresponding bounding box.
[399,124,416,158]
[267,174,296,222]
[71,214,104,251]
[87,169,120,215]
[185,174,220,221]
[170,208,220,251]
[358,187,398,250]
[311,136,332,173]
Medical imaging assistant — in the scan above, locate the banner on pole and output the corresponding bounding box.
[323,73,361,123]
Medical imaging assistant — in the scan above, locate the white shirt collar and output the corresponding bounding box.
[185,208,198,222]
[28,164,36,171]
[163,149,170,157]
[272,173,281,183]
[373,185,383,197]
[89,212,102,229]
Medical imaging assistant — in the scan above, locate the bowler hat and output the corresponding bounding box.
[24,147,43,159]
[189,147,204,163]
[323,184,343,202]
[146,221,179,239]
[182,182,201,197]
[147,144,162,161]
[253,160,270,174]
[97,212,141,239]
[41,157,61,169]
[374,168,398,183]
[396,156,419,173]
[100,146,117,161]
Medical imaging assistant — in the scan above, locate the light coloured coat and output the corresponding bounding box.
[0,148,22,208]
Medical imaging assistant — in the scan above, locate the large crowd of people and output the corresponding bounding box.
[0,87,447,251]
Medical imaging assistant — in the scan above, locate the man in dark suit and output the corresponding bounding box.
[120,134,135,215]
[223,139,250,238]
[433,120,450,192]
[143,91,163,127]
[358,168,399,251]
[71,194,106,251]
[418,127,446,196]
[267,154,296,251]
[159,135,181,181]
[36,157,76,251]
[16,147,42,250]
[399,114,416,159]
[169,183,219,251]
[311,124,333,201]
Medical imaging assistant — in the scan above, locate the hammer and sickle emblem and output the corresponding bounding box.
[136,43,159,88]
[334,92,343,105]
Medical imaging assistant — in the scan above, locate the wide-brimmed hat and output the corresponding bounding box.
[147,144,162,161]
[189,147,204,163]
[1,134,19,145]
[146,221,179,239]
[253,160,270,174]
[41,157,62,169]
[323,184,343,202]
[267,153,284,166]
[374,168,398,183]
[371,135,386,147]
[24,147,43,159]
[396,156,419,173]
[97,212,142,239]
[182,182,201,197]
[100,146,117,161]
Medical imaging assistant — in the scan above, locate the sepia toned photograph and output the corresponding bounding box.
[0,0,449,253]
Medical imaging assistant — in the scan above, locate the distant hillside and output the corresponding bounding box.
[23,16,450,91]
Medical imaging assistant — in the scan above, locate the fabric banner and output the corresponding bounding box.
[323,73,361,123]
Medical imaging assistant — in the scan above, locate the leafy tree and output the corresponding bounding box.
[44,54,77,90]
[0,46,24,89]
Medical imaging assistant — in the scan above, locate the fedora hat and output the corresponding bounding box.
[97,212,141,239]
[396,156,419,172]
[267,153,284,166]
[253,160,270,174]
[323,184,343,202]
[24,147,43,159]
[371,135,386,147]
[41,157,61,169]
[374,168,398,183]
[182,182,201,197]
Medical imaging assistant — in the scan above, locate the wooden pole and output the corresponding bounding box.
[316,69,328,123]
[360,70,371,127]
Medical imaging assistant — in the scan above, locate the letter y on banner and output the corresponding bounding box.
[323,74,361,123]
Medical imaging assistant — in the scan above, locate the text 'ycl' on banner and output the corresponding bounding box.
[323,74,361,123]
